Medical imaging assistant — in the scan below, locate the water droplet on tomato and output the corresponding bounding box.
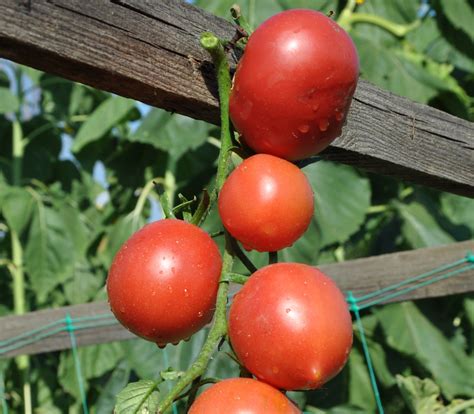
[272,366,279,374]
[312,104,320,112]
[184,288,189,297]
[197,311,203,318]
[335,111,344,121]
[298,124,310,134]
[120,306,125,313]
[319,118,329,131]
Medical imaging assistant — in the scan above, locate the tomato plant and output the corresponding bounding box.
[218,154,314,252]
[229,263,353,390]
[230,9,359,160]
[188,378,301,413]
[107,219,222,346]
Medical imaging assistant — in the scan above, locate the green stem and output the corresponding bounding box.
[268,251,278,265]
[221,272,249,285]
[346,13,420,37]
[157,32,235,414]
[12,116,31,414]
[230,4,253,35]
[157,239,233,413]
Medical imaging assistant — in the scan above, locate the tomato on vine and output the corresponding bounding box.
[218,154,314,252]
[107,219,222,347]
[188,378,301,413]
[229,263,353,390]
[230,9,359,160]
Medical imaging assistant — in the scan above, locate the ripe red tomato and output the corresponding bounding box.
[107,219,222,346]
[218,154,314,252]
[229,263,353,390]
[230,9,359,160]
[188,378,301,414]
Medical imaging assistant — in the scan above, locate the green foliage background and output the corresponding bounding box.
[0,0,473,413]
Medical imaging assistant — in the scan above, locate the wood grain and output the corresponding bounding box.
[1,241,472,357]
[0,0,473,196]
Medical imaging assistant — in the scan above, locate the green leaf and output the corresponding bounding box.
[103,213,145,268]
[0,70,9,88]
[441,193,474,233]
[438,0,474,43]
[1,186,34,233]
[397,375,474,414]
[302,161,371,248]
[128,109,210,159]
[39,74,74,120]
[348,346,376,411]
[397,201,454,248]
[464,297,474,329]
[406,18,473,73]
[58,342,124,399]
[24,204,76,302]
[376,302,474,399]
[63,261,104,304]
[353,33,440,104]
[396,375,445,414]
[96,361,131,414]
[72,96,135,152]
[0,87,19,113]
[115,380,160,414]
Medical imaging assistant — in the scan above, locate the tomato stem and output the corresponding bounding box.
[157,32,237,414]
[268,251,278,264]
[230,4,253,36]
[157,238,234,413]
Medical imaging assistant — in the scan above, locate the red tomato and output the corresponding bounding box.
[218,154,314,252]
[230,9,359,160]
[107,219,222,346]
[188,378,301,414]
[229,263,353,390]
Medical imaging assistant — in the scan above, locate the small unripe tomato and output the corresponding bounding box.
[229,263,353,390]
[188,378,301,414]
[107,219,222,347]
[218,154,314,252]
[230,9,359,160]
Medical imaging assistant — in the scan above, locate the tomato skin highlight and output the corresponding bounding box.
[229,263,353,390]
[218,154,314,252]
[188,378,301,414]
[230,9,359,160]
[106,219,222,346]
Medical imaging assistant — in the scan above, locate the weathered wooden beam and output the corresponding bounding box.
[0,0,473,196]
[0,241,472,358]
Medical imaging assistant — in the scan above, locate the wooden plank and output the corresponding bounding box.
[0,0,473,196]
[0,241,472,358]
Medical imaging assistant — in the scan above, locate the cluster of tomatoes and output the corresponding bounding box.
[107,8,359,413]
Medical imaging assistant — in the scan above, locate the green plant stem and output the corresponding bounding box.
[157,241,233,413]
[157,32,235,414]
[12,117,31,414]
[337,0,419,37]
[268,251,278,265]
[230,4,253,35]
[347,13,420,37]
[221,272,249,285]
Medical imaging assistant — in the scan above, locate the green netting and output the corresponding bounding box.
[0,252,472,413]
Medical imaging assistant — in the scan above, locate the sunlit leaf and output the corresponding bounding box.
[0,87,19,114]
[115,380,160,414]
[376,302,474,398]
[72,96,135,152]
[396,201,454,248]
